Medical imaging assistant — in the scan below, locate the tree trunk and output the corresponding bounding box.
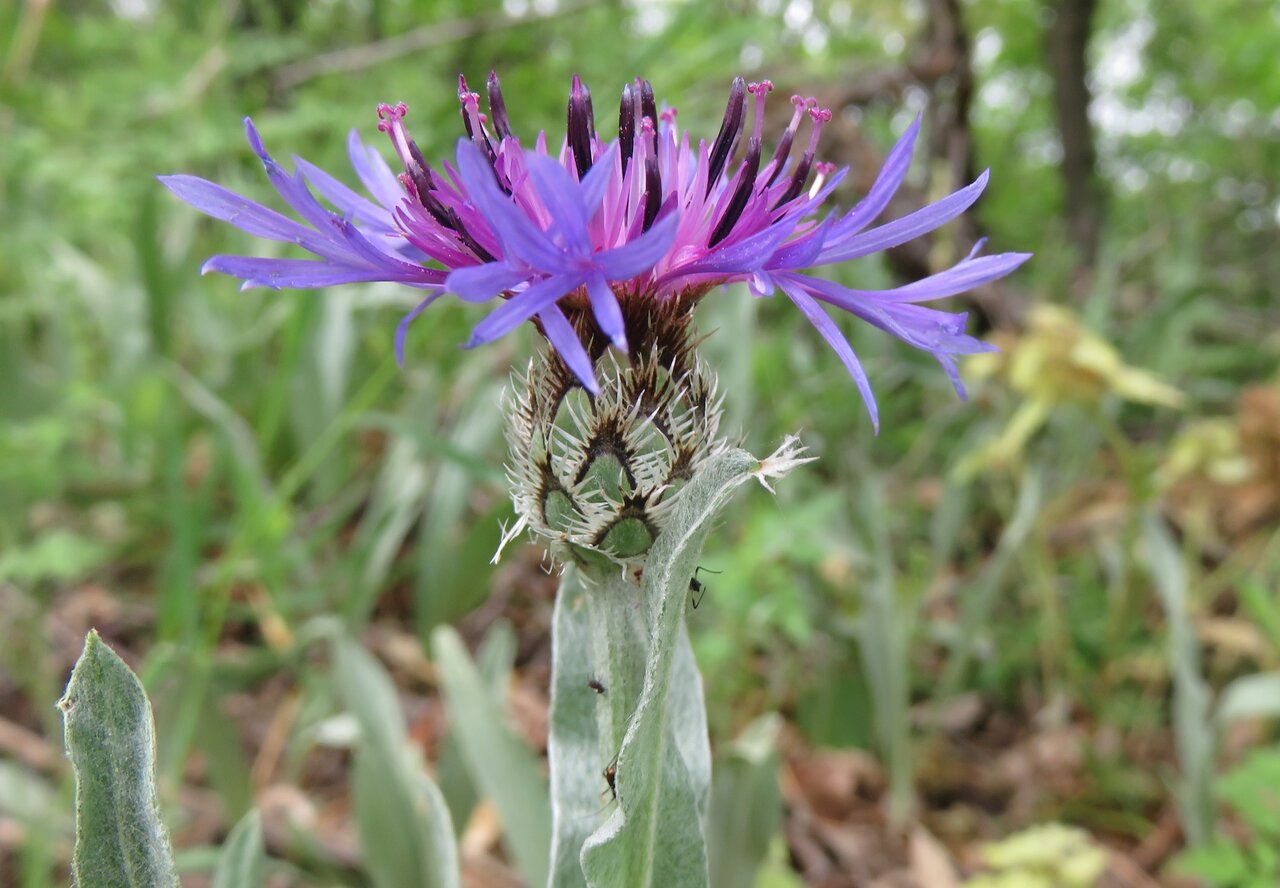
[1048,0,1103,268]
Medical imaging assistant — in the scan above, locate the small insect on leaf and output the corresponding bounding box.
[603,762,618,800]
[587,678,607,695]
[689,566,721,609]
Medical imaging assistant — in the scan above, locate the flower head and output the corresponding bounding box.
[160,72,1028,427]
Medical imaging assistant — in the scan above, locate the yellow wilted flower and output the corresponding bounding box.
[1007,305,1184,408]
[1158,418,1252,489]
[957,305,1184,478]
[963,824,1109,888]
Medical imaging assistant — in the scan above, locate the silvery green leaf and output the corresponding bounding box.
[333,635,459,888]
[1215,672,1280,724]
[1144,512,1214,846]
[352,746,459,888]
[581,445,807,888]
[548,575,714,888]
[432,625,551,888]
[668,622,712,819]
[546,565,604,888]
[59,630,180,888]
[477,617,519,699]
[211,809,264,888]
[707,715,783,888]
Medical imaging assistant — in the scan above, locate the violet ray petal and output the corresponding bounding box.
[330,216,436,276]
[202,256,436,289]
[777,276,880,431]
[456,141,565,270]
[764,216,834,271]
[244,120,352,250]
[830,115,920,237]
[466,271,583,347]
[157,175,331,251]
[595,210,680,280]
[798,253,1029,309]
[795,274,996,357]
[579,143,619,220]
[348,129,405,210]
[395,291,446,365]
[662,214,798,281]
[818,170,991,264]
[294,155,397,233]
[749,271,776,297]
[814,252,1031,304]
[585,272,627,349]
[539,304,599,394]
[859,301,994,356]
[523,151,591,250]
[446,262,531,303]
[934,352,968,399]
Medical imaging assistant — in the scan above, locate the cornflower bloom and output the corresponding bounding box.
[160,72,1027,429]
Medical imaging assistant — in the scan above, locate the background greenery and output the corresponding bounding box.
[1,0,1277,885]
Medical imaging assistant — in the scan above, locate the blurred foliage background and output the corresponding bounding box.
[2,0,1279,885]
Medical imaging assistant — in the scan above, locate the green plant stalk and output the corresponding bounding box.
[547,564,712,887]
[1019,530,1069,708]
[567,446,802,888]
[855,478,913,828]
[941,464,1043,696]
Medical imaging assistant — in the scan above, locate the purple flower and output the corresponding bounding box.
[161,72,1028,423]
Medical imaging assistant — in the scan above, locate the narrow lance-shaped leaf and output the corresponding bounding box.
[211,809,265,888]
[333,635,460,888]
[432,625,552,888]
[59,630,180,888]
[1144,512,1214,847]
[707,714,784,888]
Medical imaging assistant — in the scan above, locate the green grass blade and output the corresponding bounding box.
[211,809,265,888]
[432,625,552,888]
[1144,511,1214,846]
[707,715,783,888]
[1215,672,1280,725]
[333,635,460,888]
[59,630,180,888]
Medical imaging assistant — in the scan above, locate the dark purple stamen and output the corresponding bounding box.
[618,82,636,176]
[764,96,809,188]
[458,76,498,167]
[379,104,447,224]
[708,80,770,246]
[774,105,830,208]
[708,141,760,247]
[378,101,494,260]
[706,76,746,196]
[775,156,814,207]
[639,79,657,135]
[404,150,437,212]
[486,71,514,141]
[643,152,661,231]
[567,74,595,179]
[403,173,492,261]
[449,207,495,262]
